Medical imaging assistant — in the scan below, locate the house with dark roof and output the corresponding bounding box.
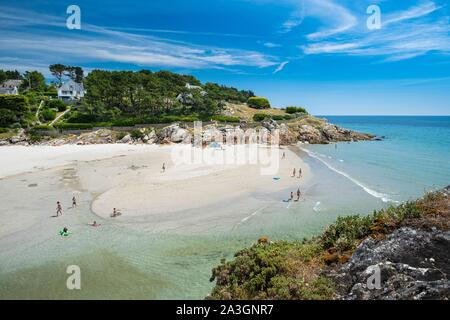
[57,80,85,102]
[0,79,22,95]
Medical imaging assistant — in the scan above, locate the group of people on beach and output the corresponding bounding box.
[292,168,302,178]
[54,195,110,236]
[282,150,304,203]
[55,196,77,217]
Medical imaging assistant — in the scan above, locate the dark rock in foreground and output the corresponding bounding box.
[331,228,450,300]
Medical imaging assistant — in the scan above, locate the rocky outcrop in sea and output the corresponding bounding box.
[0,117,377,146]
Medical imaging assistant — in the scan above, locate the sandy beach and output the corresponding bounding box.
[0,143,315,299]
[0,143,310,239]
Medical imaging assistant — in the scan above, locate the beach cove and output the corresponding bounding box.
[0,116,449,299]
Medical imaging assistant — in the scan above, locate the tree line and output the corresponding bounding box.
[71,69,254,123]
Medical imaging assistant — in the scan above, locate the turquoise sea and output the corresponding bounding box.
[303,116,450,203]
[0,116,449,299]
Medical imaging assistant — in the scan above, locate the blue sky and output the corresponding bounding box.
[0,0,449,115]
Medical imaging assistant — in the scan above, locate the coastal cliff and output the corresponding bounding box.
[207,187,450,300]
[0,114,375,147]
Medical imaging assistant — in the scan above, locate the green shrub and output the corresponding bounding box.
[54,123,93,130]
[210,115,240,123]
[33,124,55,130]
[0,95,31,127]
[253,114,292,122]
[271,114,293,121]
[0,127,8,133]
[46,99,67,112]
[130,129,145,140]
[111,119,137,127]
[42,89,58,97]
[319,215,375,251]
[67,112,97,123]
[286,106,308,114]
[41,109,57,121]
[247,97,270,109]
[253,114,268,122]
[0,109,17,127]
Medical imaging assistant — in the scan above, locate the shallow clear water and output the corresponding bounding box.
[304,116,450,202]
[1,116,449,299]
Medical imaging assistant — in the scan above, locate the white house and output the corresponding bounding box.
[58,80,85,102]
[0,79,22,95]
[185,83,202,90]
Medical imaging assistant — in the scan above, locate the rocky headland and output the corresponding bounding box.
[208,187,450,300]
[0,115,376,147]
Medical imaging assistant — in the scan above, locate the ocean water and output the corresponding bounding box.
[1,116,449,299]
[302,116,450,203]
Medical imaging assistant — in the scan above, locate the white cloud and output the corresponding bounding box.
[383,1,443,26]
[301,1,450,61]
[303,0,357,40]
[0,6,278,72]
[273,61,289,73]
[263,42,282,48]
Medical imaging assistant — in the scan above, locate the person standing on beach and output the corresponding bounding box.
[282,152,286,159]
[292,168,296,177]
[297,188,301,201]
[290,192,294,201]
[162,163,166,173]
[72,196,77,208]
[56,201,62,216]
[298,168,302,178]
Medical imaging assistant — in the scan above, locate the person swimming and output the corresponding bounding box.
[111,208,122,218]
[89,221,100,227]
[59,227,69,237]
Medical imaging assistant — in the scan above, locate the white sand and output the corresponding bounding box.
[0,143,310,236]
[0,144,158,179]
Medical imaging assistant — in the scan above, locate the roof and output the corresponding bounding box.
[1,79,22,88]
[58,80,84,92]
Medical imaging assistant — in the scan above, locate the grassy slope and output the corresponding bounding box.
[208,188,450,300]
[223,103,288,122]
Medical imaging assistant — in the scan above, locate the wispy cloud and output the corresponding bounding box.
[383,1,443,26]
[303,0,357,40]
[0,6,279,73]
[301,1,450,61]
[263,42,282,48]
[273,61,289,73]
[277,0,356,37]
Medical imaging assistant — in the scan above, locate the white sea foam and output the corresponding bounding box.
[236,205,270,227]
[313,201,321,212]
[300,147,398,204]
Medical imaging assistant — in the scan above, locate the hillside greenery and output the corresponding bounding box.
[285,106,308,114]
[74,69,254,124]
[247,96,270,109]
[0,95,32,128]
